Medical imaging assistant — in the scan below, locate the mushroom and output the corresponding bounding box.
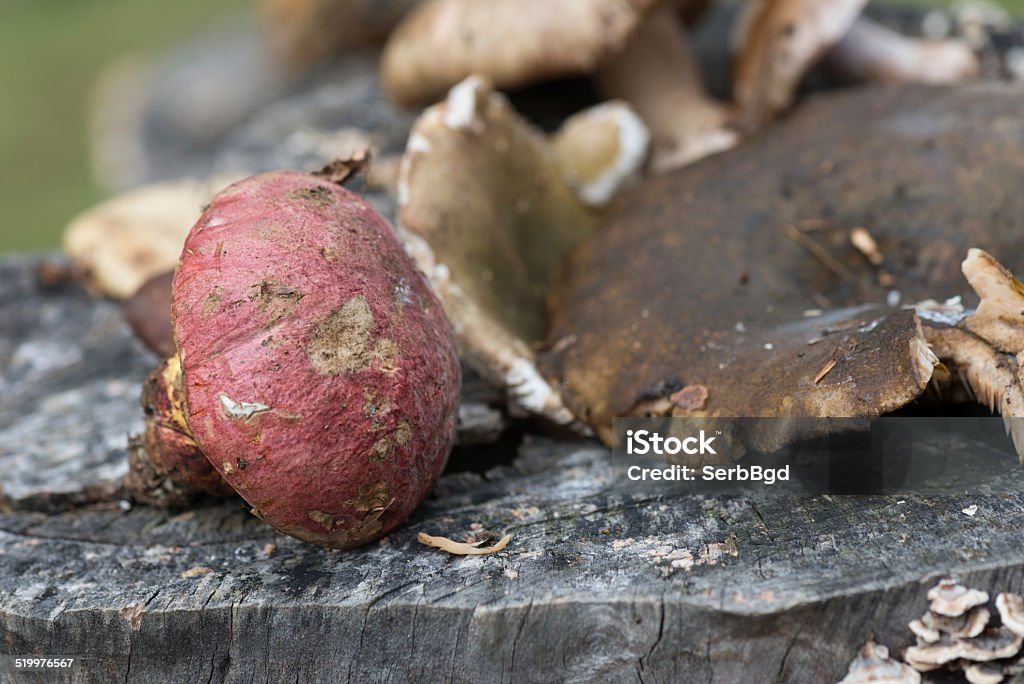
[919,606,991,641]
[905,629,1022,672]
[140,170,461,548]
[381,0,665,106]
[124,356,234,508]
[397,76,647,424]
[124,271,175,358]
[536,82,1024,447]
[63,175,240,300]
[928,578,990,618]
[965,663,1006,684]
[382,0,734,173]
[596,7,738,173]
[825,16,980,86]
[732,0,979,127]
[997,593,1024,637]
[925,250,1024,459]
[837,641,921,684]
[732,0,867,127]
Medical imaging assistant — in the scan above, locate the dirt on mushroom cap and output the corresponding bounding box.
[539,83,1024,444]
[173,171,460,549]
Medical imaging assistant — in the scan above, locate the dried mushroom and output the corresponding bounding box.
[397,76,647,424]
[538,83,1024,447]
[63,175,239,299]
[837,641,920,684]
[925,250,1024,459]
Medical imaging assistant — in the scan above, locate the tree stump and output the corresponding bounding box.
[4,254,1024,682]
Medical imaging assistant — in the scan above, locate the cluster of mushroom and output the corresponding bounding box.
[269,0,983,173]
[839,579,1024,684]
[60,0,1024,552]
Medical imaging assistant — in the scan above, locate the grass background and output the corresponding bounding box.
[0,0,1019,253]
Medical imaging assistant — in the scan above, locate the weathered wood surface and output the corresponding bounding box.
[4,254,1024,683]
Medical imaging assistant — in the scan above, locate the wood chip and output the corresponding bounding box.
[850,227,884,265]
[417,532,512,555]
[180,566,212,578]
[813,358,838,384]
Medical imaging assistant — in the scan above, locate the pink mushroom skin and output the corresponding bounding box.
[172,171,460,548]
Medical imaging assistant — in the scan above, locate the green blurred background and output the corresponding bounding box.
[0,0,245,253]
[0,0,1018,254]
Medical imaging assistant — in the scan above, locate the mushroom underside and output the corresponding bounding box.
[537,83,1024,448]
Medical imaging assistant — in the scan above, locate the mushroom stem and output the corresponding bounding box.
[825,16,979,85]
[732,0,867,128]
[597,7,738,173]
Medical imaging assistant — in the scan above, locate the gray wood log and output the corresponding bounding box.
[4,254,1024,682]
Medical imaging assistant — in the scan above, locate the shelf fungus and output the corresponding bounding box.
[901,580,1024,677]
[732,0,978,127]
[844,581,1024,681]
[382,0,735,173]
[837,641,920,684]
[536,83,1024,452]
[397,76,648,425]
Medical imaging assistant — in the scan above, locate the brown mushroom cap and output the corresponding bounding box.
[539,83,1024,444]
[381,0,662,106]
[124,271,175,358]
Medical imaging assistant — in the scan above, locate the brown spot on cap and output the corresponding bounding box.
[308,296,375,375]
[670,385,708,411]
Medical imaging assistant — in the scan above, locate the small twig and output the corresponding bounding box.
[813,358,838,385]
[417,531,512,555]
[784,224,855,283]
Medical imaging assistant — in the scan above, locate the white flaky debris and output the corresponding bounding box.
[218,393,271,420]
[443,75,487,131]
[909,296,966,326]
